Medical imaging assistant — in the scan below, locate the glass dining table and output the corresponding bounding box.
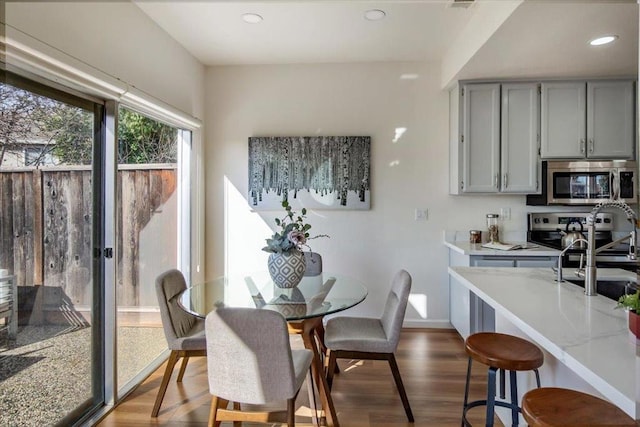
[178,271,368,427]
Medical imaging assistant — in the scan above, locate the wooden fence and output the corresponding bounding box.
[0,165,176,314]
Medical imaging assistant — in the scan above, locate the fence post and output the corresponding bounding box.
[33,169,43,286]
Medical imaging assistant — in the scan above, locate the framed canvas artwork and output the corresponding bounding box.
[248,136,371,210]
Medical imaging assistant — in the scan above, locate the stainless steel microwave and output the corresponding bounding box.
[546,161,637,205]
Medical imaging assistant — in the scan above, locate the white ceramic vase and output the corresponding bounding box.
[268,250,306,288]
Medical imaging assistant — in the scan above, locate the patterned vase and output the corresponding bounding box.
[268,250,306,288]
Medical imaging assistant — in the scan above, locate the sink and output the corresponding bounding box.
[565,279,637,302]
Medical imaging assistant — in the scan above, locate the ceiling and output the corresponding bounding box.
[456,1,639,81]
[136,0,638,83]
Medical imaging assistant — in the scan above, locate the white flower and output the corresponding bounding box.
[287,230,307,247]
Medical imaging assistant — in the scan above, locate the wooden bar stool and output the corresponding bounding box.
[462,332,543,427]
[522,387,636,427]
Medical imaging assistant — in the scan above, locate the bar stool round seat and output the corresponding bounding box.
[465,332,544,371]
[522,387,636,427]
[462,332,544,427]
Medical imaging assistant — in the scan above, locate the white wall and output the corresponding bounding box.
[205,61,546,326]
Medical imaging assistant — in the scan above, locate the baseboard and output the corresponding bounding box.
[403,319,453,329]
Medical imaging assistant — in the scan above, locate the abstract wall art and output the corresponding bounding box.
[248,136,371,210]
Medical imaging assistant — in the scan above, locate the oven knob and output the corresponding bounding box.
[534,218,541,223]
[542,218,549,224]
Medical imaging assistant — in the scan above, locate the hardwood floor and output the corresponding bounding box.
[97,329,501,427]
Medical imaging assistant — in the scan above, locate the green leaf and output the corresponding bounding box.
[301,208,307,215]
[275,218,281,226]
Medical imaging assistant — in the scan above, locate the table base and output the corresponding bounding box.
[288,316,339,427]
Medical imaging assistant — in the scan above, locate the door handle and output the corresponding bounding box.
[503,174,508,189]
[579,139,586,154]
[495,174,499,189]
[611,170,619,199]
[588,139,594,154]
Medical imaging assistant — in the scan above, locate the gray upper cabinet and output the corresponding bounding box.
[501,83,540,193]
[461,83,501,193]
[587,80,635,159]
[541,80,634,159]
[450,83,539,194]
[541,82,586,158]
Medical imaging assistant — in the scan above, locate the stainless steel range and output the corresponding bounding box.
[528,212,636,268]
[528,212,638,300]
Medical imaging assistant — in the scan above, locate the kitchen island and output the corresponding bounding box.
[448,266,638,419]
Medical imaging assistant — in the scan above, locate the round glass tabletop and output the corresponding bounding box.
[179,271,368,321]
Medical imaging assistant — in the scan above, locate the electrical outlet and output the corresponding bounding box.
[500,207,511,220]
[415,209,428,221]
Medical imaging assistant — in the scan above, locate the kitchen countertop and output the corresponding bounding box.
[448,266,637,418]
[444,240,561,257]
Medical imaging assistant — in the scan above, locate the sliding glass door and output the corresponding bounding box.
[115,107,190,391]
[0,71,102,425]
[0,69,193,424]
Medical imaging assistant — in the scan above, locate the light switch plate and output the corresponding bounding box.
[415,209,428,221]
[500,207,511,220]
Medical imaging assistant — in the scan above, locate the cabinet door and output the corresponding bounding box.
[541,82,586,158]
[462,84,501,192]
[501,83,540,193]
[587,80,635,159]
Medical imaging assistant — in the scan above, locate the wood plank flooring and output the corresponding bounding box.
[97,329,502,427]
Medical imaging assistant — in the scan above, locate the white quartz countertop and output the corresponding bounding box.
[444,240,561,257]
[448,266,637,418]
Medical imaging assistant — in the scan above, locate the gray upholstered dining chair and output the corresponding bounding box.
[324,269,414,422]
[152,269,207,417]
[205,307,314,427]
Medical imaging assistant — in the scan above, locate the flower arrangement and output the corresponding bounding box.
[262,201,328,254]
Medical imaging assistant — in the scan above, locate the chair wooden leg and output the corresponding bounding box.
[387,353,414,422]
[324,349,340,374]
[208,395,221,427]
[177,355,189,382]
[287,397,296,427]
[151,350,181,417]
[326,351,338,390]
[233,402,241,427]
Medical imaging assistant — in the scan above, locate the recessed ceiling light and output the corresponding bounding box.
[589,35,618,46]
[364,9,386,21]
[242,13,263,24]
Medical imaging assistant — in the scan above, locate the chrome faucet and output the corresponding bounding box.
[585,200,639,296]
[555,238,589,283]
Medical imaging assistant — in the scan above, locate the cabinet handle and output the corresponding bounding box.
[495,174,499,188]
[580,139,586,154]
[503,174,508,189]
[588,139,594,154]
